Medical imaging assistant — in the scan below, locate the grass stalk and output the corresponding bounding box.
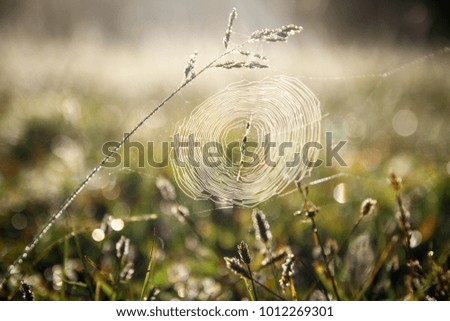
[246,264,258,300]
[295,181,341,300]
[140,231,157,301]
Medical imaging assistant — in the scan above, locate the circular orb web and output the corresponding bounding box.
[170,75,321,207]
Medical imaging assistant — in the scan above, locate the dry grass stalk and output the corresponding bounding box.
[388,172,424,296]
[349,198,378,237]
[237,241,257,300]
[389,173,412,257]
[223,7,237,49]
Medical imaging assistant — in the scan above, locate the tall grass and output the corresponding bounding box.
[0,7,449,301]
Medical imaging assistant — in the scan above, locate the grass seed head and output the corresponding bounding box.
[215,60,268,69]
[156,176,177,201]
[261,246,291,268]
[175,205,190,223]
[237,241,251,264]
[20,281,34,301]
[360,198,378,216]
[184,51,198,80]
[252,208,272,244]
[224,257,250,279]
[279,254,295,291]
[146,286,160,301]
[223,8,237,49]
[120,261,135,281]
[250,24,302,42]
[116,236,130,260]
[389,172,402,192]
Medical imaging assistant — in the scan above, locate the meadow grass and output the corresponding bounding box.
[0,8,449,301]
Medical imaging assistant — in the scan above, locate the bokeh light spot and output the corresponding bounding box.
[11,213,28,230]
[392,109,418,137]
[91,228,105,242]
[110,218,124,231]
[333,183,347,204]
[410,230,422,248]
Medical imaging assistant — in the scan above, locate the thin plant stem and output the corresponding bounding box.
[184,216,204,243]
[229,275,284,300]
[70,227,95,299]
[243,279,255,301]
[295,256,331,301]
[265,243,282,296]
[354,236,398,300]
[289,277,298,301]
[295,181,341,300]
[395,192,412,260]
[61,234,69,300]
[140,230,157,301]
[349,215,364,239]
[309,216,341,301]
[246,264,258,301]
[252,278,285,301]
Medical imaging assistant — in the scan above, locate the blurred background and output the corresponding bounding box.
[0,1,449,300]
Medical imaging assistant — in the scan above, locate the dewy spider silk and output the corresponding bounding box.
[170,75,322,207]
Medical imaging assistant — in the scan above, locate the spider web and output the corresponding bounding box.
[170,75,322,207]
